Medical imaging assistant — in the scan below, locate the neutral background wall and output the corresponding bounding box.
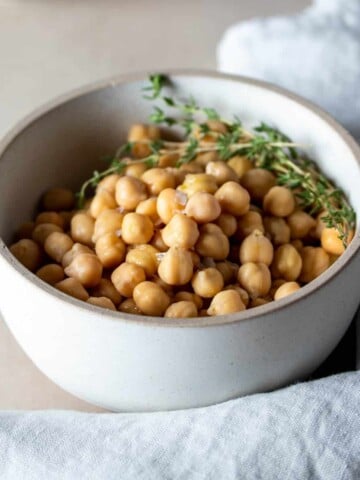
[0,0,310,411]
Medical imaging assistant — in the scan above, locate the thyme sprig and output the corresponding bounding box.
[77,74,355,247]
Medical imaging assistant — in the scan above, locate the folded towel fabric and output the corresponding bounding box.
[0,372,359,480]
[217,0,360,140]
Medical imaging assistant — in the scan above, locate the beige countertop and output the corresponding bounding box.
[0,0,309,411]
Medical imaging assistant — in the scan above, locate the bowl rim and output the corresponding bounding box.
[0,68,359,328]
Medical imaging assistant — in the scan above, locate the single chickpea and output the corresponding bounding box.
[191,268,224,298]
[118,298,143,314]
[200,120,228,139]
[64,253,103,288]
[239,230,274,266]
[236,211,264,240]
[299,246,330,283]
[35,212,64,229]
[126,244,159,276]
[195,151,220,166]
[184,191,221,223]
[249,297,270,308]
[321,227,353,255]
[215,213,237,237]
[125,162,148,179]
[136,197,160,224]
[141,168,176,195]
[90,278,122,306]
[111,262,146,297]
[128,124,161,158]
[195,223,230,260]
[227,156,253,179]
[36,264,65,285]
[89,191,117,218]
[287,211,316,239]
[263,186,295,217]
[238,262,271,298]
[95,232,126,268]
[41,187,75,211]
[241,169,276,201]
[44,232,74,263]
[178,173,218,197]
[271,244,302,281]
[133,281,170,316]
[205,161,238,185]
[165,301,198,318]
[92,209,124,243]
[121,213,154,245]
[9,239,42,272]
[216,261,238,284]
[62,243,94,268]
[32,223,63,246]
[263,216,290,245]
[215,181,250,216]
[96,173,122,195]
[158,246,193,285]
[290,239,303,251]
[157,153,179,168]
[70,213,95,246]
[87,296,116,311]
[150,230,168,252]
[190,251,201,268]
[274,281,301,301]
[224,284,249,307]
[55,277,89,301]
[14,221,35,241]
[161,213,199,249]
[115,176,148,211]
[179,162,205,174]
[157,188,186,224]
[174,291,203,310]
[207,290,246,316]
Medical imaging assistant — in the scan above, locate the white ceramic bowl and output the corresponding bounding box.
[0,71,359,412]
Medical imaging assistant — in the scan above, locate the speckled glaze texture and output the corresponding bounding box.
[0,71,359,411]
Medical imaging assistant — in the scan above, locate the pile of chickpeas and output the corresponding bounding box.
[9,122,350,318]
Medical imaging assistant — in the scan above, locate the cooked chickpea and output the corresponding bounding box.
[215,213,237,237]
[62,243,94,268]
[158,246,193,285]
[90,278,122,306]
[141,168,176,195]
[14,221,35,241]
[179,162,204,174]
[178,173,218,197]
[9,239,42,272]
[70,213,95,246]
[238,262,271,298]
[36,264,65,285]
[184,192,221,224]
[191,268,224,298]
[207,290,246,316]
[241,168,276,201]
[236,211,264,240]
[190,251,201,268]
[274,281,300,300]
[126,244,159,276]
[224,284,249,307]
[133,281,170,316]
[125,162,148,179]
[227,155,253,179]
[271,244,302,281]
[263,216,290,245]
[121,212,154,245]
[136,197,159,223]
[239,230,274,266]
[263,186,295,217]
[287,211,316,239]
[32,223,63,246]
[87,296,116,311]
[161,213,199,249]
[44,232,74,263]
[165,301,198,318]
[41,187,75,211]
[174,291,203,310]
[299,246,330,283]
[111,262,146,297]
[205,161,238,185]
[150,230,168,252]
[96,173,122,195]
[55,277,89,301]
[35,212,64,228]
[89,191,117,218]
[214,181,250,216]
[64,253,103,287]
[195,223,230,260]
[321,227,353,255]
[156,188,186,224]
[128,124,161,158]
[92,209,124,243]
[195,151,220,166]
[115,176,147,211]
[118,298,143,314]
[216,261,237,284]
[291,239,303,251]
[95,232,126,268]
[157,153,179,168]
[249,297,270,308]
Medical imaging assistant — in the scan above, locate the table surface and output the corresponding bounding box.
[0,0,312,411]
